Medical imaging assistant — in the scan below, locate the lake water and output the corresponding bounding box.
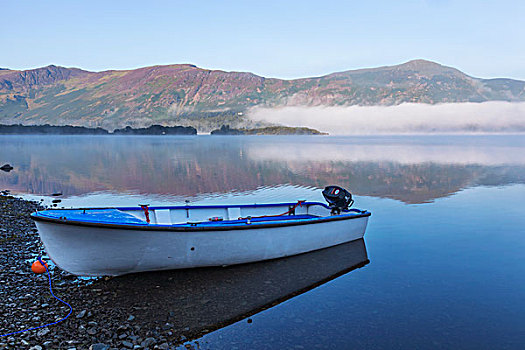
[1,135,524,349]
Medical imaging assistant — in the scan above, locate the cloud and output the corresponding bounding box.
[247,102,525,134]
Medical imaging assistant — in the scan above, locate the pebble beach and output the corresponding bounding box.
[0,195,195,350]
[2,193,355,350]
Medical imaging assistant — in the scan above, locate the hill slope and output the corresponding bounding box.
[1,60,524,130]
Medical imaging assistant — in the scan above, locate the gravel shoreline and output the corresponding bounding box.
[0,195,193,350]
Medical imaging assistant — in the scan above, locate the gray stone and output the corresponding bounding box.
[37,328,50,337]
[76,310,87,319]
[158,343,170,350]
[121,341,133,349]
[141,337,156,347]
[89,344,109,350]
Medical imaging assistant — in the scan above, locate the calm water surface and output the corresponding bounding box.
[1,135,524,349]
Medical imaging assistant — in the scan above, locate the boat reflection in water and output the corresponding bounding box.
[94,238,369,338]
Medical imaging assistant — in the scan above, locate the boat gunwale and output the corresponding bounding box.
[30,201,371,232]
[34,201,332,211]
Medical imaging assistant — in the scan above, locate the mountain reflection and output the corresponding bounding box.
[0,135,524,204]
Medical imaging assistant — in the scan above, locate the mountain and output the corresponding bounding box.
[1,60,524,130]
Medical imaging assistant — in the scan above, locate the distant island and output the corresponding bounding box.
[0,123,325,135]
[210,125,327,135]
[0,124,109,135]
[0,124,197,135]
[112,125,196,135]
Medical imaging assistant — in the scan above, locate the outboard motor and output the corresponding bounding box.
[322,185,354,215]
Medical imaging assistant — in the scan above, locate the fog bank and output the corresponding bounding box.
[247,102,525,135]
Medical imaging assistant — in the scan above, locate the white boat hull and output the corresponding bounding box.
[35,215,369,276]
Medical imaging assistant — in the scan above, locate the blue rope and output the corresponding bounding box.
[0,257,73,337]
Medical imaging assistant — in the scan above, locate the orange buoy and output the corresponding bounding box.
[31,259,48,274]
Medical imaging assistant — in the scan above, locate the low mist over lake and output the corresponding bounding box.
[248,102,525,135]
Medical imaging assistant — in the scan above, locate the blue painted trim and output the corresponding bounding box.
[31,211,371,232]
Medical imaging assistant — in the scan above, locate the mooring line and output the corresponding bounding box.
[0,257,72,337]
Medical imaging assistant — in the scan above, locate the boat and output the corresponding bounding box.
[31,186,371,276]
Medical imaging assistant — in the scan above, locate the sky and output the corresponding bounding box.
[1,0,524,80]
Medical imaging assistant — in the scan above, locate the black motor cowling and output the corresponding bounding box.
[322,186,354,214]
